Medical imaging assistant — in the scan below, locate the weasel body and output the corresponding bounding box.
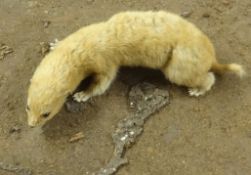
[26,11,244,127]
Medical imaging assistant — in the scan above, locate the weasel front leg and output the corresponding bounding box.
[73,70,117,103]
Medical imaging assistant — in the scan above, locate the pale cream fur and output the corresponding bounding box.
[26,11,244,127]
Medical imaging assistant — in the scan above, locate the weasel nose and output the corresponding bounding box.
[28,118,38,127]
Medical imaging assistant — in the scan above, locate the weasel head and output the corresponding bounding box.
[26,48,86,127]
[26,56,74,127]
[26,78,68,127]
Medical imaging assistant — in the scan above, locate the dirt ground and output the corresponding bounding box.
[0,0,251,175]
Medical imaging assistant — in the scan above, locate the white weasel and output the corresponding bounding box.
[26,11,245,127]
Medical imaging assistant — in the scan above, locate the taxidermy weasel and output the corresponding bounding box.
[26,11,245,127]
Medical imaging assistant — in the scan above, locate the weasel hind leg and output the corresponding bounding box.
[162,46,215,97]
[188,72,215,97]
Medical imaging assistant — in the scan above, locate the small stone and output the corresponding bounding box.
[43,20,51,28]
[202,12,210,18]
[222,0,230,5]
[69,132,85,143]
[9,126,21,134]
[181,10,193,18]
[0,43,13,60]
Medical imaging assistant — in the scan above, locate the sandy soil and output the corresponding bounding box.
[0,0,251,175]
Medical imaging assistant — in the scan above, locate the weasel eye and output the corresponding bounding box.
[42,112,50,118]
[26,105,30,111]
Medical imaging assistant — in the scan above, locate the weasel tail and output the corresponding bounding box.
[211,62,245,78]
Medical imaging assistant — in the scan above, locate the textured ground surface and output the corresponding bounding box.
[0,0,251,175]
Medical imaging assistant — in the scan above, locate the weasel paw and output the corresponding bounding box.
[73,92,90,102]
[188,88,206,97]
[49,38,59,50]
